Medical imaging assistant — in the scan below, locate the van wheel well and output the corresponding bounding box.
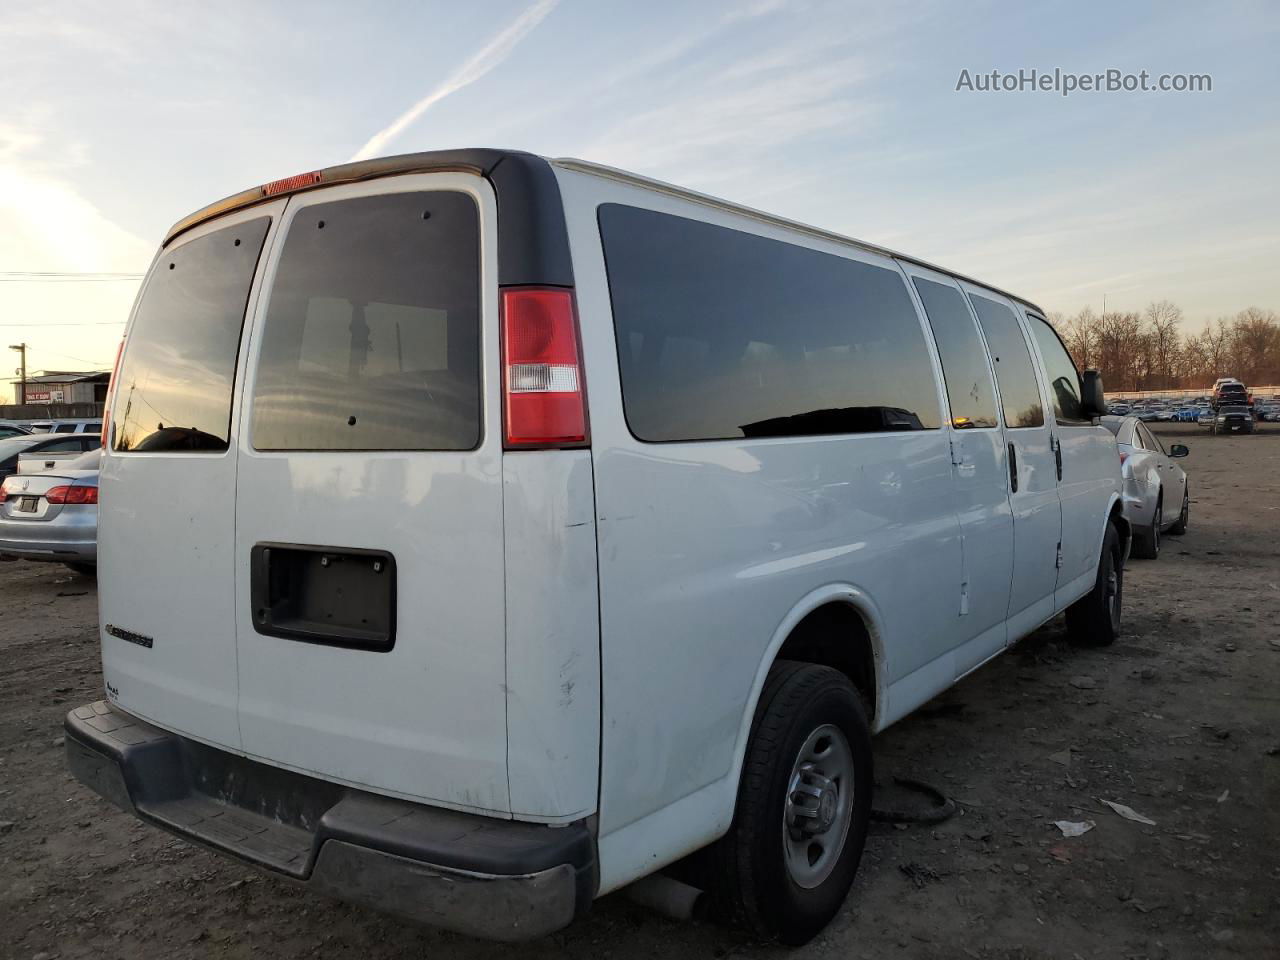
[775,603,876,720]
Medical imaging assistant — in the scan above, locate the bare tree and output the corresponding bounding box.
[1143,300,1182,390]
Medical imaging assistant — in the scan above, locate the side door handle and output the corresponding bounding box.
[1008,442,1018,493]
[1053,435,1063,481]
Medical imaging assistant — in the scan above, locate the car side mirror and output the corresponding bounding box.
[1170,444,1189,458]
[1080,369,1107,418]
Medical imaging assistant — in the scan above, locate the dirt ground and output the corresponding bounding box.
[2,422,1277,960]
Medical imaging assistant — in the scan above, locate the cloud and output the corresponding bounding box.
[350,0,560,161]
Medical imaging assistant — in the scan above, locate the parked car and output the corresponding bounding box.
[0,422,32,439]
[0,448,100,574]
[1197,408,1216,425]
[64,149,1129,945]
[0,433,102,486]
[44,419,104,434]
[1100,416,1189,560]
[1212,403,1255,434]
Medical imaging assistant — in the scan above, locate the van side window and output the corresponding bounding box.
[598,204,942,442]
[251,192,481,451]
[1026,314,1087,424]
[968,294,1044,429]
[912,277,999,429]
[112,218,271,452]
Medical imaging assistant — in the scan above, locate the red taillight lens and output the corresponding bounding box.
[45,484,98,505]
[0,486,8,504]
[1118,450,1130,466]
[501,288,588,448]
[263,171,321,196]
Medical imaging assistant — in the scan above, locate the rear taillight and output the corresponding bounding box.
[1118,450,1129,464]
[45,485,98,505]
[501,287,588,449]
[0,486,8,504]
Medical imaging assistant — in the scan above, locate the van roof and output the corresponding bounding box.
[165,147,1044,316]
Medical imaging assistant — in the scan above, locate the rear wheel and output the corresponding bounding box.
[705,661,872,944]
[1168,487,1189,535]
[1067,522,1123,646]
[1131,497,1161,559]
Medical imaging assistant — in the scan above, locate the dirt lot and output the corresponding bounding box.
[2,422,1277,960]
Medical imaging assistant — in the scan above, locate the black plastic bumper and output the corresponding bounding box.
[65,701,596,940]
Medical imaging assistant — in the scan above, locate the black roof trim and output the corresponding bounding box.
[164,149,573,287]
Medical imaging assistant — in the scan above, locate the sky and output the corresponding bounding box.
[1,0,1277,386]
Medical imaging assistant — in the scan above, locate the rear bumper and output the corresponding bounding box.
[0,510,96,563]
[65,701,595,940]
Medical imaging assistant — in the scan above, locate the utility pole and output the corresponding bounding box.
[8,342,26,404]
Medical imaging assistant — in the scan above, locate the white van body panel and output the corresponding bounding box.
[556,167,966,888]
[1017,306,1123,611]
[898,262,1016,678]
[99,200,288,751]
[229,173,512,815]
[501,448,601,821]
[957,281,1062,642]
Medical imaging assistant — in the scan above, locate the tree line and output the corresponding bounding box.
[1049,303,1280,393]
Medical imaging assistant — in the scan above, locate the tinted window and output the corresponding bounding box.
[1027,314,1086,423]
[113,218,269,452]
[912,277,999,429]
[251,192,480,451]
[968,294,1044,428]
[54,423,77,433]
[599,204,941,441]
[39,438,82,452]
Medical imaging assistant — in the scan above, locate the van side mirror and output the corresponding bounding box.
[1170,444,1189,458]
[1080,369,1107,418]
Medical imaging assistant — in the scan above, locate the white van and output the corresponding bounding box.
[66,149,1128,944]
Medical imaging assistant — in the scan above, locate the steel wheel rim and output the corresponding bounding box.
[782,723,855,889]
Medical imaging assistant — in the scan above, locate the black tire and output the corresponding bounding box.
[64,563,96,577]
[1168,486,1189,535]
[1066,522,1123,646]
[1131,496,1161,559]
[705,661,872,945]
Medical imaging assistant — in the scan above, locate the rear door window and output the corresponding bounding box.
[1026,314,1087,424]
[250,191,480,451]
[599,204,941,442]
[912,277,999,429]
[968,294,1045,428]
[54,423,77,433]
[113,218,270,452]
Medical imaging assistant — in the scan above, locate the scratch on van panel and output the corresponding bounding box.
[565,520,590,528]
[560,678,575,707]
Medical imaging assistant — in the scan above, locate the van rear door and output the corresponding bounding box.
[99,202,284,748]
[231,174,511,813]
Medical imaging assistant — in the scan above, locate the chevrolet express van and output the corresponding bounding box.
[67,149,1127,944]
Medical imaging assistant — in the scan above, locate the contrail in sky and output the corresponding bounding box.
[351,0,561,161]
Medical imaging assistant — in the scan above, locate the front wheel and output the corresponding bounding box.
[1067,521,1123,646]
[705,661,872,944]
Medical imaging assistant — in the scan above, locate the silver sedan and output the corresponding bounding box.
[0,448,100,574]
[1100,416,1190,560]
